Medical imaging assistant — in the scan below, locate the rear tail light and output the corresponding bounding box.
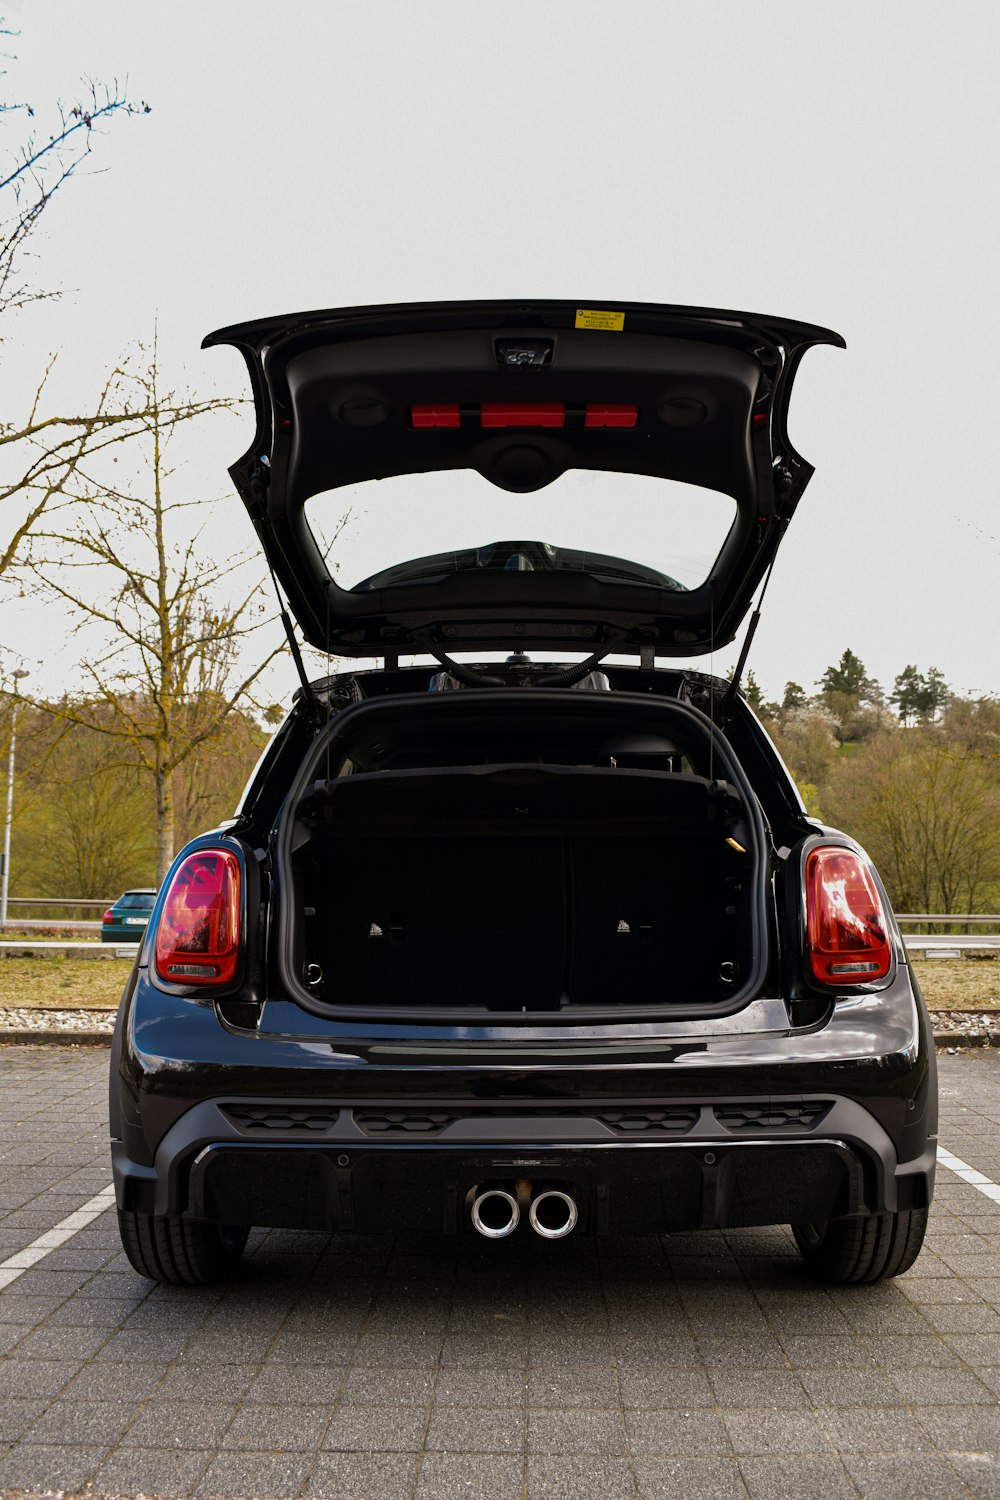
[102,909,113,925]
[154,849,241,987]
[805,846,892,985]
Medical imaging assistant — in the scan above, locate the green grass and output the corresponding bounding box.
[1,954,997,1014]
[0,955,133,1009]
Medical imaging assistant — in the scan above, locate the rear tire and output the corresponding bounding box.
[118,1209,248,1285]
[793,1207,928,1283]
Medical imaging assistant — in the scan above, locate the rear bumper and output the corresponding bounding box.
[112,1091,935,1236]
[112,967,937,1236]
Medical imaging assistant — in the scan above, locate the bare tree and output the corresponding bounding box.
[27,350,282,882]
[0,25,188,573]
[0,356,236,582]
[2,22,150,324]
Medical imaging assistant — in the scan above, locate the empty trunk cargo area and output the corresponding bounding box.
[286,755,761,1016]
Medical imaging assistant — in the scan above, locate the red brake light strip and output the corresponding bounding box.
[410,403,638,429]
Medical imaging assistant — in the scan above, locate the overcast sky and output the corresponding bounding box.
[1,0,998,705]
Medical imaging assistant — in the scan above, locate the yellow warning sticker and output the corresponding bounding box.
[575,308,625,332]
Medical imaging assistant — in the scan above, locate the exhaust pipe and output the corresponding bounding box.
[529,1188,578,1240]
[470,1187,520,1239]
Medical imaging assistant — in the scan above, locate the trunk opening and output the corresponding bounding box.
[275,689,769,1022]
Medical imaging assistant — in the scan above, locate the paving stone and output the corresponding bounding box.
[158,1358,259,1400]
[626,1409,731,1456]
[0,1295,65,1324]
[0,1359,80,1399]
[842,1453,973,1499]
[633,1457,747,1500]
[738,1454,858,1500]
[888,1364,996,1404]
[708,1369,809,1410]
[305,1450,419,1498]
[922,1404,1000,1451]
[89,1444,213,1497]
[817,1405,934,1455]
[526,1455,637,1498]
[610,1334,700,1366]
[120,1397,238,1448]
[46,1294,145,1327]
[427,1403,525,1452]
[249,1361,348,1403]
[11,1324,110,1361]
[0,1324,30,1356]
[93,1326,193,1362]
[321,1401,428,1452]
[417,1451,525,1498]
[60,1359,170,1400]
[529,1366,622,1408]
[26,1396,143,1444]
[796,1366,904,1406]
[0,1441,109,1493]
[528,1409,628,1457]
[861,1335,962,1368]
[948,1452,1000,1500]
[200,1449,314,1498]
[433,1366,526,1407]
[723,1409,833,1456]
[0,1397,49,1444]
[220,1400,330,1451]
[353,1332,447,1367]
[778,1334,871,1368]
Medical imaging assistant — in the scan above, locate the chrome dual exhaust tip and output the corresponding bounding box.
[470,1184,579,1240]
[528,1188,578,1240]
[470,1187,520,1239]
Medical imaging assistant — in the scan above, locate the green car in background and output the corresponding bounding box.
[101,889,156,943]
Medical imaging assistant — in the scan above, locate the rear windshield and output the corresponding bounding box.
[305,469,736,595]
[119,893,155,909]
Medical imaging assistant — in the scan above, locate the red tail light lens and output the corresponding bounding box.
[805,847,892,985]
[154,850,241,987]
[410,404,460,428]
[102,909,113,925]
[584,403,638,428]
[480,403,566,428]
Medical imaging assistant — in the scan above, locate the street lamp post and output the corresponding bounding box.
[1,668,29,928]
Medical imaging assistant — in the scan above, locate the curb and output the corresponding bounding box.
[0,1028,113,1046]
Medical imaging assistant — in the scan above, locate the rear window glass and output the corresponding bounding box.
[305,469,736,595]
[119,893,155,909]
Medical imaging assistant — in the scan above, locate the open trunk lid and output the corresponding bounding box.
[204,299,843,658]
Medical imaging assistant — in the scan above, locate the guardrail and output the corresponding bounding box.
[4,898,112,910]
[897,914,1000,927]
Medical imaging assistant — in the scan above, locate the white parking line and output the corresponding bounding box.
[0,1182,116,1290]
[937,1145,1000,1203]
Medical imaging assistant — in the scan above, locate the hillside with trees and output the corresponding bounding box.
[758,654,1000,917]
[0,695,270,898]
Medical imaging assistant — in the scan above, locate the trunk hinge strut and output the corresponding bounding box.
[719,525,786,722]
[265,560,323,727]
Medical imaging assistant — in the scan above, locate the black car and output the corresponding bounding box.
[110,299,936,1286]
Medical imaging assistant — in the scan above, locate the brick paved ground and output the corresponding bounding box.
[1,1043,999,1499]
